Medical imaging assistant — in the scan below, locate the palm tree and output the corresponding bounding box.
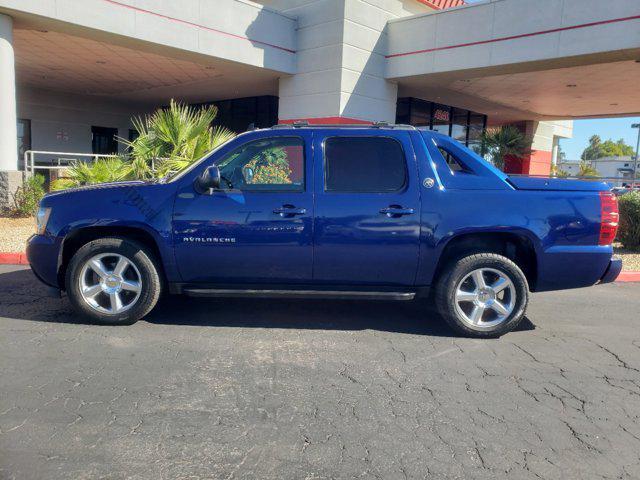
[51,157,126,190]
[480,126,530,171]
[52,100,236,190]
[120,100,236,178]
[550,163,570,178]
[577,160,600,178]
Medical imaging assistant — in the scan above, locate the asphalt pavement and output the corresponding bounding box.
[1,265,639,479]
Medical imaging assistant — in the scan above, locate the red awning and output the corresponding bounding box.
[416,0,466,9]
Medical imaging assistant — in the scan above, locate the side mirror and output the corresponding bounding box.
[195,166,221,194]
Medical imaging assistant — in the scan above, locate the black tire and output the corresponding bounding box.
[435,253,529,338]
[65,237,162,325]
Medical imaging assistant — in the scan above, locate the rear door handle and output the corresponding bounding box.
[380,206,415,218]
[273,205,307,217]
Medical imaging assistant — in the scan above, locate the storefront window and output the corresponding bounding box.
[194,96,278,133]
[396,98,487,149]
[431,104,451,135]
[451,108,468,144]
[467,113,487,155]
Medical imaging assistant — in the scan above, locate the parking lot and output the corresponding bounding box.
[1,265,639,479]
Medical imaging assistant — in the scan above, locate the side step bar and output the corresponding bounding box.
[183,288,416,301]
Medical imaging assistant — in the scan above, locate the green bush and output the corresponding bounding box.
[618,191,640,249]
[51,157,126,191]
[10,174,46,217]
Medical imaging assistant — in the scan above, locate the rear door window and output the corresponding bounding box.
[324,137,407,192]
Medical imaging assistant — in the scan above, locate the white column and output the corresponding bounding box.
[551,137,559,167]
[0,14,18,171]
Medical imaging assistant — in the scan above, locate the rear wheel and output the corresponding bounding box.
[65,237,161,325]
[435,253,529,338]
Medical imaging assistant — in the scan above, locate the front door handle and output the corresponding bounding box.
[380,205,415,218]
[273,205,307,217]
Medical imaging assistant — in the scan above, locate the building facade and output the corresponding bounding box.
[1,0,639,206]
[559,156,640,186]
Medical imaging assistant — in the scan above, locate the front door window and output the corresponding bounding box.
[217,137,304,192]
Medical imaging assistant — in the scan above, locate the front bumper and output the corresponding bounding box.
[599,258,623,284]
[26,234,62,289]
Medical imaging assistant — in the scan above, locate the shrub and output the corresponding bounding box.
[10,174,46,217]
[618,191,640,248]
[51,157,126,191]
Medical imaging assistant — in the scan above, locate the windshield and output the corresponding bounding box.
[164,135,237,183]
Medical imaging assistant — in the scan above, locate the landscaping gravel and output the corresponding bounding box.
[0,217,33,253]
[615,244,640,272]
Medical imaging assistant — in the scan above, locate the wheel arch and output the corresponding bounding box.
[432,230,540,290]
[58,225,166,290]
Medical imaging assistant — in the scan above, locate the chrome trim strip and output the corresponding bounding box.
[183,288,416,301]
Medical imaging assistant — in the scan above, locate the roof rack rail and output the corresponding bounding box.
[271,121,416,130]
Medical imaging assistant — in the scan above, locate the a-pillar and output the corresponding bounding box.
[0,13,20,209]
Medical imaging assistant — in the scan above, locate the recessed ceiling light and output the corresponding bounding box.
[566,84,577,88]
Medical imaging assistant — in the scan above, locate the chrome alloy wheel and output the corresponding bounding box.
[78,253,142,315]
[454,268,516,328]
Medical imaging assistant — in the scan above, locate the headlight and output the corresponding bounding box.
[35,206,51,235]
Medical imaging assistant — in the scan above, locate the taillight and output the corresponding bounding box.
[599,192,619,246]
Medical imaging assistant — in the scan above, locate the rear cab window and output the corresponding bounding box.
[324,136,407,193]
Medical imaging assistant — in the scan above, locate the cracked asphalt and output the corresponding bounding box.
[1,265,640,480]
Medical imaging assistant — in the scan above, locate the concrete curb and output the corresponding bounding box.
[0,252,639,282]
[617,271,640,283]
[0,253,29,265]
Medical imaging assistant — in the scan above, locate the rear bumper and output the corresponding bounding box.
[599,258,623,284]
[535,245,614,292]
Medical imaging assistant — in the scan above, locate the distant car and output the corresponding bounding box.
[612,187,629,196]
[27,125,622,338]
[613,185,640,196]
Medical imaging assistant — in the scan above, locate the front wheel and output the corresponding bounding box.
[65,237,162,325]
[435,253,529,338]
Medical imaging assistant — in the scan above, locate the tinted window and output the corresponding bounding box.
[438,147,472,174]
[218,137,304,192]
[324,137,406,192]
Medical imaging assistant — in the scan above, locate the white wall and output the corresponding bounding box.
[17,87,150,165]
[276,0,433,122]
[387,0,640,79]
[0,0,297,74]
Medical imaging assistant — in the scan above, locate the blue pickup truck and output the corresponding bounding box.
[27,124,622,337]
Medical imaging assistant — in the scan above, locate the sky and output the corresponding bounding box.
[559,117,640,161]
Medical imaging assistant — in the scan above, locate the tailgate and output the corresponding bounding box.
[508,176,610,192]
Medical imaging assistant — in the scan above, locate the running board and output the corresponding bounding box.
[183,288,416,301]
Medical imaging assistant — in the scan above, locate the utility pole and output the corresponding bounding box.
[633,124,640,188]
